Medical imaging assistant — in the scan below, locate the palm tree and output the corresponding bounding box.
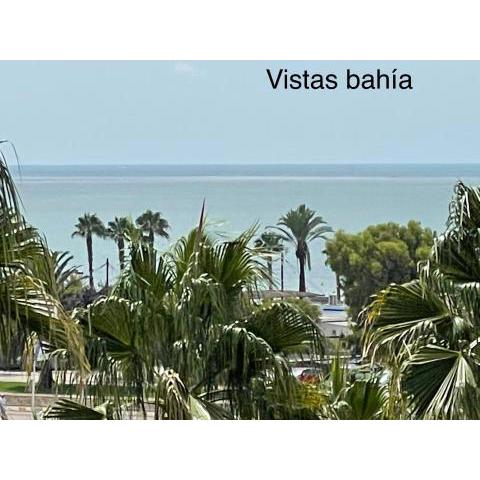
[107,216,133,270]
[0,141,88,377]
[0,154,327,420]
[61,222,324,419]
[361,181,480,419]
[254,231,284,289]
[31,246,83,303]
[272,205,332,292]
[71,213,105,290]
[136,209,170,247]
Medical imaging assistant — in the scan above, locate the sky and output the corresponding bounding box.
[0,61,479,165]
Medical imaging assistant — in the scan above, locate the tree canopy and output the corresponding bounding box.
[324,220,433,320]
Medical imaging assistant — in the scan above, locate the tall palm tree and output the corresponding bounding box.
[136,209,170,247]
[272,205,332,292]
[107,216,133,270]
[254,231,284,289]
[71,213,105,290]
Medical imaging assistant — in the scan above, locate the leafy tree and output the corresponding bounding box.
[135,209,170,247]
[71,213,106,290]
[325,221,433,320]
[272,205,332,292]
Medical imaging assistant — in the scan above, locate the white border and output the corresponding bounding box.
[2,420,477,479]
[1,1,478,478]
[0,0,478,59]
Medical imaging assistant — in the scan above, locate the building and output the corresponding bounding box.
[320,305,350,338]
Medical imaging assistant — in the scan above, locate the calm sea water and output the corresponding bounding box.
[12,163,480,293]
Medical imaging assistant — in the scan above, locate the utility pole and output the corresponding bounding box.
[31,341,41,418]
[280,251,284,291]
[31,348,36,415]
[105,258,109,288]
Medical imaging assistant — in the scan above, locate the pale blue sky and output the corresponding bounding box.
[0,61,479,165]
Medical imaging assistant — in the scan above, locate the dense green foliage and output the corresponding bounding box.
[74,225,324,419]
[0,146,88,377]
[362,182,480,419]
[325,221,433,320]
[0,150,324,418]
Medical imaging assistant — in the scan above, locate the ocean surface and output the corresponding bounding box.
[12,163,480,293]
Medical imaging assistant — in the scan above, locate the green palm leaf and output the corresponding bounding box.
[43,399,114,420]
[403,345,478,419]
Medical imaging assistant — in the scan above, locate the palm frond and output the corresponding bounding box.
[43,398,114,420]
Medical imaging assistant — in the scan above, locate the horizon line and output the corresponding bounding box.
[9,161,480,167]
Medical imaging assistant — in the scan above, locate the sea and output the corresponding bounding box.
[12,163,480,293]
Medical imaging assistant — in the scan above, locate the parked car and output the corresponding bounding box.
[297,368,323,383]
